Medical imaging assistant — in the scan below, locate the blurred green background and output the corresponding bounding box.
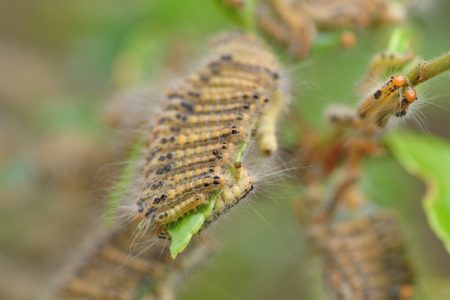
[1,0,450,299]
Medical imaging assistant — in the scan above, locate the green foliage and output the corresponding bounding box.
[387,132,450,255]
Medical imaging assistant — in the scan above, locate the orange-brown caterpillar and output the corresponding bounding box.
[358,75,418,126]
[310,212,415,300]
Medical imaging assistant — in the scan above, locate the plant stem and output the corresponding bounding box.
[407,51,450,86]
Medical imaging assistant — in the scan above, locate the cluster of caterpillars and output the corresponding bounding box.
[256,0,405,57]
[136,32,286,236]
[54,226,213,299]
[310,212,415,300]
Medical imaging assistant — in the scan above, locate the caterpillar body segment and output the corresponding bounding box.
[146,142,235,168]
[138,32,285,232]
[166,165,221,187]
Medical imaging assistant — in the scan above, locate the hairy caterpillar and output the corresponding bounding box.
[310,212,415,300]
[358,75,418,126]
[153,194,209,225]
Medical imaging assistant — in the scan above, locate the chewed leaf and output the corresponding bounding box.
[167,191,218,259]
[386,132,450,254]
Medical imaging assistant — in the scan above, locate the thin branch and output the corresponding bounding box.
[407,51,450,86]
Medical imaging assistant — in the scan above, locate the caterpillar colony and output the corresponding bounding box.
[310,212,415,300]
[54,32,287,299]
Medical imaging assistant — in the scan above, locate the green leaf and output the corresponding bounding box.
[167,192,218,259]
[386,132,450,254]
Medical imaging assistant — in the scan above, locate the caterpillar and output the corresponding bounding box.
[146,142,235,168]
[144,151,231,180]
[157,110,250,126]
[256,89,286,155]
[310,212,415,300]
[155,126,246,150]
[153,194,209,225]
[140,174,225,208]
[357,75,418,126]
